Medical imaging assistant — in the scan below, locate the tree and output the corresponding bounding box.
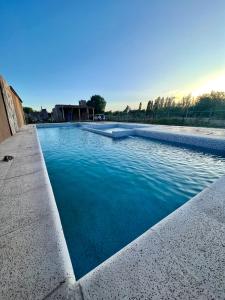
[146,100,153,111]
[105,110,112,115]
[23,107,33,114]
[123,105,131,113]
[195,91,225,111]
[87,95,106,114]
[194,91,225,117]
[103,90,225,122]
[164,97,175,108]
[181,94,193,109]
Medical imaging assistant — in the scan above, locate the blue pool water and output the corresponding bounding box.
[38,125,225,279]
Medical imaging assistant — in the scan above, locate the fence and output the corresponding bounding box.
[107,110,225,128]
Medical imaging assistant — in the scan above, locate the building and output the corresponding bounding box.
[25,108,50,123]
[0,75,25,143]
[52,100,94,122]
[40,107,49,121]
[24,106,51,124]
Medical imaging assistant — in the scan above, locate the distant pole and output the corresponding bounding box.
[78,108,81,121]
[62,107,65,121]
[86,107,89,120]
[185,107,189,118]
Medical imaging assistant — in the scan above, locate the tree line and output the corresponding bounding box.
[106,91,225,119]
[24,91,225,120]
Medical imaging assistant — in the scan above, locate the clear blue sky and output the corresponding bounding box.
[1,0,225,111]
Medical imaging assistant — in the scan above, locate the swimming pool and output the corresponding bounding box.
[38,125,225,279]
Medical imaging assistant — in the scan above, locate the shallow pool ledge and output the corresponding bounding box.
[0,125,79,299]
[135,127,225,152]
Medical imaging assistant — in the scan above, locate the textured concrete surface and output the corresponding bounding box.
[147,124,225,137]
[44,279,83,300]
[0,126,77,300]
[78,175,225,299]
[135,125,225,151]
[1,124,225,299]
[82,122,225,137]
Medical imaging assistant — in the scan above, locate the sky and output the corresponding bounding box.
[1,0,225,111]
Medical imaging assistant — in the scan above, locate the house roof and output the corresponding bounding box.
[54,104,94,109]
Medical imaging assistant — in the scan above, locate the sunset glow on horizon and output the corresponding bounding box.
[1,0,225,111]
[191,71,225,97]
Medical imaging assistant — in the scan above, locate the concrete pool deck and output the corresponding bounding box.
[0,125,78,299]
[1,123,225,299]
[82,123,225,151]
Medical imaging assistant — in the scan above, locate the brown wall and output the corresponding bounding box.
[0,86,12,143]
[0,75,25,144]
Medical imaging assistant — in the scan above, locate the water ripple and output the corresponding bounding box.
[38,126,225,279]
